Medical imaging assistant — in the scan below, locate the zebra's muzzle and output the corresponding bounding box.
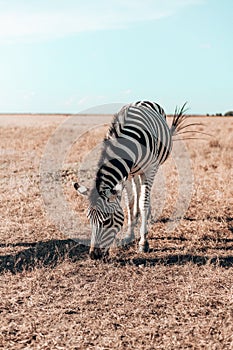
[89,246,109,260]
[89,247,102,260]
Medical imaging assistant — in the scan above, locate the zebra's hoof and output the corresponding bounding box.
[138,241,149,253]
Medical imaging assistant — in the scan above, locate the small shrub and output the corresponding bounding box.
[209,139,221,148]
[224,111,233,116]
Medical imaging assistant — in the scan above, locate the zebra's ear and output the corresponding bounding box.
[73,182,89,196]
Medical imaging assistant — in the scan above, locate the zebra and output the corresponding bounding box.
[74,100,188,259]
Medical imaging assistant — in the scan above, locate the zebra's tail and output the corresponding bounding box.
[170,102,189,137]
[170,103,210,140]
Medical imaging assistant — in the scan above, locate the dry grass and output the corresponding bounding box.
[0,115,233,349]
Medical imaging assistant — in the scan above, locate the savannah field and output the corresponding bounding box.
[0,113,233,349]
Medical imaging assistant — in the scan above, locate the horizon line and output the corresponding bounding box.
[0,112,230,117]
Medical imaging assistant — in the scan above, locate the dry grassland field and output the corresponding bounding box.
[0,113,233,349]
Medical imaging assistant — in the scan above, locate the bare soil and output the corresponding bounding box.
[0,114,233,349]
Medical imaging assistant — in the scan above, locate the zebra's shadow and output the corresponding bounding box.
[115,254,233,268]
[1,235,233,274]
[0,239,89,274]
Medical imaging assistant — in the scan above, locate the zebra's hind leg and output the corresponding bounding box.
[138,186,150,252]
[138,172,155,253]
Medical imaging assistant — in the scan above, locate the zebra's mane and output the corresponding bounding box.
[89,106,129,206]
[89,138,116,206]
[105,105,128,140]
[89,147,108,206]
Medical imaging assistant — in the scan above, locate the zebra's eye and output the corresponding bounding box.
[102,188,117,198]
[108,194,117,203]
[102,188,117,202]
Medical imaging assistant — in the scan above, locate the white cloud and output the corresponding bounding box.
[0,0,204,43]
[122,89,132,95]
[64,94,88,107]
[64,94,107,110]
[77,96,89,106]
[200,43,212,49]
[23,91,35,101]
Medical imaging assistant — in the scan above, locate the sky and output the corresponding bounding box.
[0,0,232,114]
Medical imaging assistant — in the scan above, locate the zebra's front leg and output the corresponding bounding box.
[122,179,136,245]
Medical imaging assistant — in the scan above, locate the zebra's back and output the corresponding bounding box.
[106,101,172,175]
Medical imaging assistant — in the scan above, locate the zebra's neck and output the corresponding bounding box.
[94,135,133,195]
[88,162,125,208]
[95,160,126,195]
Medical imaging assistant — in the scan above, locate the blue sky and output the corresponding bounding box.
[0,0,232,114]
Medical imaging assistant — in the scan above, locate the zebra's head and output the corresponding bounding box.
[74,182,124,259]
